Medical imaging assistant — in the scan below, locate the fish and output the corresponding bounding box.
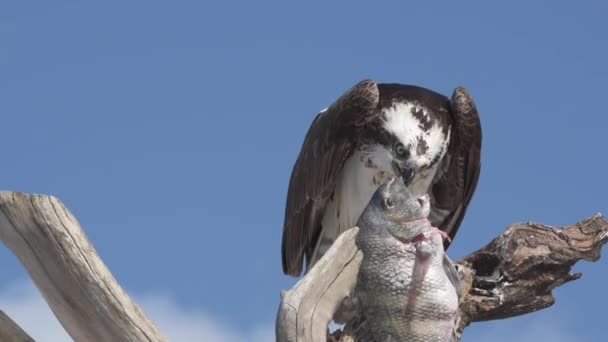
[354,177,461,342]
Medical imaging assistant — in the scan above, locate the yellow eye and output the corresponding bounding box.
[395,143,407,157]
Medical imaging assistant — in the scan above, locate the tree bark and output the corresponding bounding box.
[275,215,608,342]
[0,192,165,342]
[454,214,608,338]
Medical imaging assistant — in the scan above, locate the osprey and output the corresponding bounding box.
[282,80,482,276]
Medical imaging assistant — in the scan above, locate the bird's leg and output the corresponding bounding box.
[434,228,452,244]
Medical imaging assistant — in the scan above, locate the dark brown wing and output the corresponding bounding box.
[430,87,482,245]
[282,80,380,276]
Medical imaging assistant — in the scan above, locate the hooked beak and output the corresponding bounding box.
[392,160,416,186]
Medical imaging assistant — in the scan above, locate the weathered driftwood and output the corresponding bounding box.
[276,228,363,342]
[0,310,34,342]
[0,192,165,342]
[454,214,608,338]
[276,214,608,342]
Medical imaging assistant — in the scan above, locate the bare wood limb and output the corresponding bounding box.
[455,214,608,338]
[0,192,165,342]
[276,215,608,342]
[0,310,34,342]
[276,227,362,342]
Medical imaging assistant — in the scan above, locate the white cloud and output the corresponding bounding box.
[0,280,273,342]
[138,294,273,342]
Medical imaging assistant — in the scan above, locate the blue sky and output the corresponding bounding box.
[1,1,607,341]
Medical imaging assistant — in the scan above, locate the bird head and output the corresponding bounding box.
[377,84,452,193]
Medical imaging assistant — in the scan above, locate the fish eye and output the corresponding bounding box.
[383,197,394,209]
[394,143,407,158]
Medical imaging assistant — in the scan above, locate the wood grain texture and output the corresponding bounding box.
[277,227,362,342]
[276,215,608,342]
[455,214,608,339]
[0,192,165,342]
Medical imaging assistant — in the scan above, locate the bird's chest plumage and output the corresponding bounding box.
[311,147,394,263]
[312,143,444,265]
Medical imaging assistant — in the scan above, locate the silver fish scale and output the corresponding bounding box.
[354,230,459,342]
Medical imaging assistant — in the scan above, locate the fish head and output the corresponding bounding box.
[360,177,432,243]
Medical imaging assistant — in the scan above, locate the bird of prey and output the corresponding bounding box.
[282,79,481,276]
[354,177,461,342]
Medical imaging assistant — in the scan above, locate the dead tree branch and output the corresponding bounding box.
[276,228,363,342]
[276,215,608,342]
[455,214,608,338]
[0,192,165,342]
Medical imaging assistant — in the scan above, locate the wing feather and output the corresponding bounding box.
[282,80,380,276]
[443,254,462,299]
[430,87,482,244]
